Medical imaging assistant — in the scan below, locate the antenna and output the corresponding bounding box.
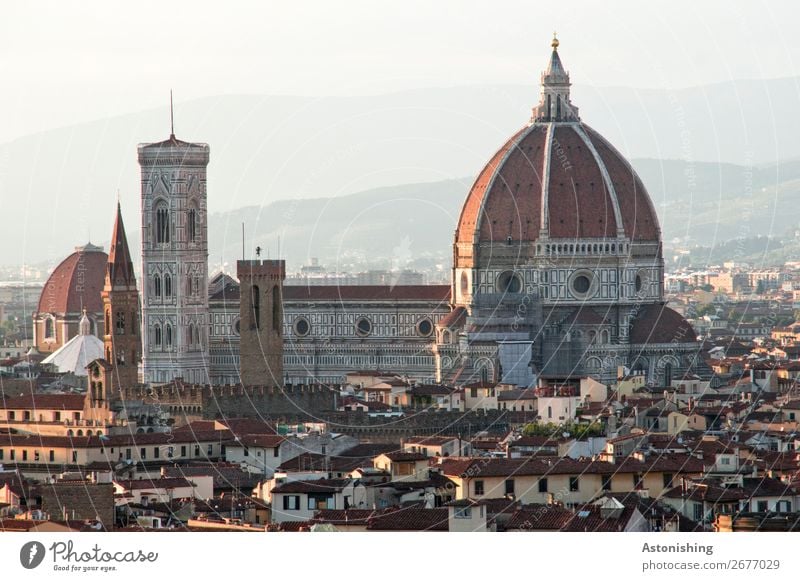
[170,90,175,138]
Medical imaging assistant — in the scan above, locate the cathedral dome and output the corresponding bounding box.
[455,41,660,249]
[37,243,107,314]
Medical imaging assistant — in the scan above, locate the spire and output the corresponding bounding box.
[531,34,580,123]
[106,202,137,290]
[170,90,175,139]
[79,308,91,336]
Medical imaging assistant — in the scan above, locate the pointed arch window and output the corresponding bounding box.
[165,324,173,348]
[115,311,125,335]
[154,324,162,348]
[164,274,172,298]
[188,208,197,243]
[155,203,170,244]
[154,274,162,298]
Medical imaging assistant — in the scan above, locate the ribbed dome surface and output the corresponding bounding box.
[456,123,660,245]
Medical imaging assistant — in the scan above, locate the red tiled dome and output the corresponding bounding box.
[37,244,107,314]
[456,123,660,245]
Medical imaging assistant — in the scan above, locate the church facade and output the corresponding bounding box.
[205,39,705,388]
[436,36,703,386]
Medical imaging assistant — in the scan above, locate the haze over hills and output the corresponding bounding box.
[2,76,800,268]
[194,158,800,274]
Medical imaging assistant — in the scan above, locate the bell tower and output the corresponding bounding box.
[101,202,141,389]
[237,258,285,386]
[138,121,211,384]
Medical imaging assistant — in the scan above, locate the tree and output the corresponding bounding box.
[522,421,604,439]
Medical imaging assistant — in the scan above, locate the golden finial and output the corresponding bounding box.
[552,32,559,50]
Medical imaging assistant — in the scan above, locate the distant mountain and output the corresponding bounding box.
[632,157,800,245]
[3,77,800,266]
[196,157,798,271]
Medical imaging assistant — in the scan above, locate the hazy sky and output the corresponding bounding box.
[0,0,797,144]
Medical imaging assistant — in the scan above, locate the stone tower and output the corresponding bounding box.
[138,131,211,384]
[237,259,285,386]
[101,203,141,389]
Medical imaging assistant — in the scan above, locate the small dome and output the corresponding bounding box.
[41,330,104,376]
[37,244,107,314]
[630,304,697,344]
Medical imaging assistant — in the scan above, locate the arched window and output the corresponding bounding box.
[115,311,125,335]
[187,323,194,347]
[164,274,172,298]
[155,202,170,243]
[250,285,260,329]
[44,317,55,339]
[187,208,197,242]
[165,324,173,348]
[272,286,281,332]
[105,309,110,333]
[154,274,162,297]
[154,324,162,348]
